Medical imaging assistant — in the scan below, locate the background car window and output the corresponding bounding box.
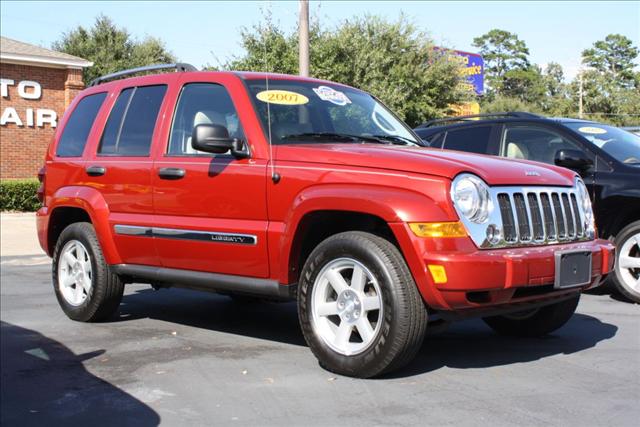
[443,126,492,153]
[56,92,107,157]
[99,85,167,156]
[168,83,245,155]
[501,125,583,164]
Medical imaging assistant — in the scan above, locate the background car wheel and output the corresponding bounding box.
[611,220,640,303]
[482,293,580,337]
[52,222,124,322]
[298,231,427,378]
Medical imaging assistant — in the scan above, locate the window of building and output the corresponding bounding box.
[99,85,167,156]
[56,92,107,157]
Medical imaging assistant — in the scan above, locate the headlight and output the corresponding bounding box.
[451,174,492,224]
[576,177,595,238]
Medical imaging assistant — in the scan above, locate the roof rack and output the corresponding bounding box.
[417,112,542,128]
[88,63,198,87]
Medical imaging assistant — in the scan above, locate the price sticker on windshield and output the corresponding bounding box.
[578,126,607,135]
[256,90,309,105]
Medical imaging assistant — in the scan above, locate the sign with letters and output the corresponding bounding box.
[0,78,57,128]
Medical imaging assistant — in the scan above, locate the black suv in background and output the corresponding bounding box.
[415,113,640,303]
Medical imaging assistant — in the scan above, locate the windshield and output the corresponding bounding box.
[245,79,421,146]
[565,122,640,165]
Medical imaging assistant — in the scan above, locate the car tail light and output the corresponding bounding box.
[37,166,45,205]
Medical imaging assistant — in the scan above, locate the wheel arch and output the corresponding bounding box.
[595,194,640,239]
[46,186,121,264]
[278,184,454,284]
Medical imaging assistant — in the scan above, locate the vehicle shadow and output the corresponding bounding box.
[385,312,618,379]
[117,287,618,378]
[117,287,307,346]
[0,321,160,427]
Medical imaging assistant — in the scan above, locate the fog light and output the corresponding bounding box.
[486,224,501,245]
[428,265,448,284]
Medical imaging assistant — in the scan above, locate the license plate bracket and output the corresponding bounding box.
[554,250,592,289]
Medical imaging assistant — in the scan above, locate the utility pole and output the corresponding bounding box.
[578,69,584,119]
[298,0,309,77]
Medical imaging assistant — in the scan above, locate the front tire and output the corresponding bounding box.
[52,222,124,322]
[482,293,580,337]
[611,220,640,303]
[298,231,427,378]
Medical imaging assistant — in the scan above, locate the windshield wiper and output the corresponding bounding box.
[280,132,390,144]
[371,134,421,146]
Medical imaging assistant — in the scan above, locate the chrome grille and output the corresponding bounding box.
[496,189,585,246]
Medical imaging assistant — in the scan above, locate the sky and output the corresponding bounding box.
[1,1,639,81]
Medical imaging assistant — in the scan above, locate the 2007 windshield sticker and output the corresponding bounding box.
[313,86,352,106]
[578,126,607,135]
[256,90,309,105]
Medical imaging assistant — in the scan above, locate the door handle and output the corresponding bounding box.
[158,167,186,179]
[86,165,106,176]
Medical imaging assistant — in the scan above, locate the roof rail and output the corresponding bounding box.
[88,63,198,87]
[417,112,542,128]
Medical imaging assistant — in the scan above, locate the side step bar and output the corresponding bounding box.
[111,264,296,301]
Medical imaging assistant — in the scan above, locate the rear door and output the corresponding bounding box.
[150,74,269,277]
[440,124,499,154]
[84,80,172,266]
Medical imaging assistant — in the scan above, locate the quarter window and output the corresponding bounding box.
[56,92,107,157]
[168,83,244,155]
[98,85,167,156]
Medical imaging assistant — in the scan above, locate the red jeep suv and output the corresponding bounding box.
[36,64,614,378]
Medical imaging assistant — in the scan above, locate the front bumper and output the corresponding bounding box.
[391,223,615,311]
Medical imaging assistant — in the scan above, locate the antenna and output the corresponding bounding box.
[263,3,280,184]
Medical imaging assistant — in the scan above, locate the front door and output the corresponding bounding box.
[151,78,269,277]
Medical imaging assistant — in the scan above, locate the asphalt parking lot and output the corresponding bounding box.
[1,213,638,426]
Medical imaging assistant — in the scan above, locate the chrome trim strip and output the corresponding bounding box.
[114,225,257,245]
[114,225,152,236]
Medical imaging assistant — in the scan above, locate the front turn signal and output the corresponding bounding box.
[409,221,467,238]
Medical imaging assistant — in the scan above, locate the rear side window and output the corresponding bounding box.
[443,126,492,154]
[99,85,167,156]
[56,92,107,157]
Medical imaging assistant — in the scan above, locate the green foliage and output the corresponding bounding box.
[53,15,176,85]
[582,34,639,87]
[472,29,530,95]
[480,96,543,115]
[501,65,546,105]
[223,15,471,126]
[0,179,40,212]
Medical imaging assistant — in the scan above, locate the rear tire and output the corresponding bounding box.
[611,220,640,303]
[482,294,580,337]
[52,222,124,322]
[298,231,427,378]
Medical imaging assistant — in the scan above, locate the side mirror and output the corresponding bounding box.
[554,149,593,171]
[191,124,250,158]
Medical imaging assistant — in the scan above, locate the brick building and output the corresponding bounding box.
[1,37,92,179]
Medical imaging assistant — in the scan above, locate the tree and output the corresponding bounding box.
[543,62,566,97]
[501,65,546,105]
[53,15,176,85]
[582,34,639,86]
[472,29,530,95]
[480,96,542,115]
[223,15,472,126]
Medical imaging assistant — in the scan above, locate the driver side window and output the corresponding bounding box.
[501,125,583,165]
[168,83,245,156]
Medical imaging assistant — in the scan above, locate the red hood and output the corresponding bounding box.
[274,144,576,186]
